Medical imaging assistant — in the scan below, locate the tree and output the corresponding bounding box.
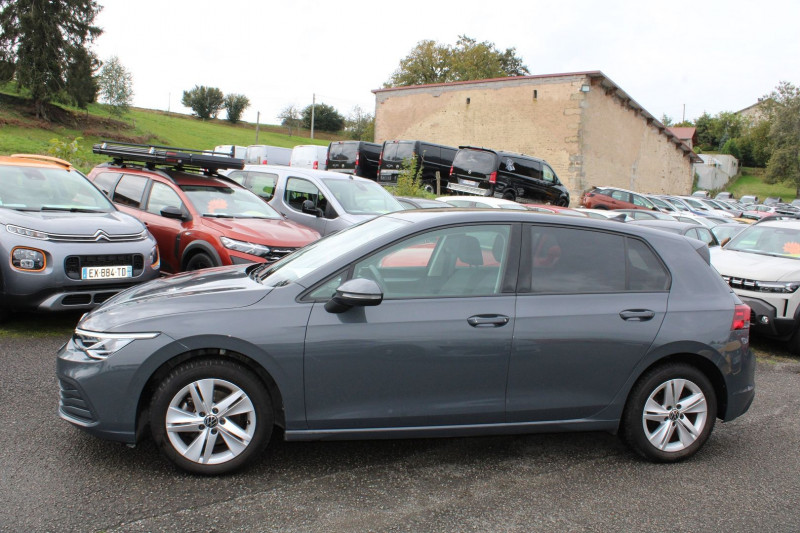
[65,47,99,110]
[98,56,133,117]
[278,104,302,136]
[763,81,800,194]
[0,0,102,119]
[301,102,344,132]
[223,93,249,124]
[385,35,529,87]
[345,105,374,141]
[660,114,674,127]
[181,85,224,119]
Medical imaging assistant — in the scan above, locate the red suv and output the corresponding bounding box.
[581,186,657,211]
[88,142,320,273]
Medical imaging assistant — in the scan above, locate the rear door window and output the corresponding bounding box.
[113,174,148,208]
[92,172,121,197]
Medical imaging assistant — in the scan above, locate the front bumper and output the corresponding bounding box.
[56,331,174,444]
[738,295,798,340]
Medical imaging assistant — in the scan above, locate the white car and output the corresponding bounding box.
[710,218,800,352]
[436,196,528,210]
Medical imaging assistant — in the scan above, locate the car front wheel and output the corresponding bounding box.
[621,363,716,462]
[150,359,273,474]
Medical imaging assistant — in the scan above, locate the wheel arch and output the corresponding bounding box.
[621,352,728,427]
[135,347,286,442]
[181,240,223,270]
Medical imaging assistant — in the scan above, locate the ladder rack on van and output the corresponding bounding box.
[92,141,244,173]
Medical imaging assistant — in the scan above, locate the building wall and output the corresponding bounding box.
[374,75,587,197]
[580,86,694,196]
[374,74,695,202]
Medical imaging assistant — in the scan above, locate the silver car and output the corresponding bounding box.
[227,165,403,235]
[0,155,159,320]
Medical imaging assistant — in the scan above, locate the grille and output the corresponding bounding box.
[65,254,144,279]
[721,275,759,290]
[265,248,297,262]
[48,229,147,243]
[62,294,92,306]
[59,380,95,423]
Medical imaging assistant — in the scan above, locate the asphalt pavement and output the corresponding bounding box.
[1,331,799,532]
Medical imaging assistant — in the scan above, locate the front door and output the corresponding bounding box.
[303,223,518,429]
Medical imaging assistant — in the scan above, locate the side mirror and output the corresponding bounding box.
[302,199,323,217]
[160,206,186,220]
[325,278,383,314]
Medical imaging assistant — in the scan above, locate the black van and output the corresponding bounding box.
[377,140,458,193]
[447,147,570,206]
[327,141,382,180]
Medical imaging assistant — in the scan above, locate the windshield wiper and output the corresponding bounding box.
[202,213,234,218]
[41,206,102,213]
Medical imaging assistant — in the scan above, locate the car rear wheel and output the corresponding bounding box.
[185,252,215,271]
[621,363,716,462]
[150,359,273,475]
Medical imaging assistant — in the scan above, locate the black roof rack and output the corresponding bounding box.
[93,141,244,173]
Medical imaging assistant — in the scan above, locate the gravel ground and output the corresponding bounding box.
[1,318,799,532]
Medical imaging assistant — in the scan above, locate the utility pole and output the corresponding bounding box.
[311,93,316,140]
[682,104,686,124]
[255,111,260,143]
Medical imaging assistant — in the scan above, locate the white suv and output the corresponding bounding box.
[710,218,800,352]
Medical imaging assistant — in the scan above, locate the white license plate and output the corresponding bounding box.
[460,179,478,187]
[81,266,133,280]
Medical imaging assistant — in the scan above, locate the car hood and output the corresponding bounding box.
[0,208,145,235]
[79,265,270,331]
[711,248,800,281]
[200,216,319,245]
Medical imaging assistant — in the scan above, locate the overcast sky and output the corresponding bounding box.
[92,0,800,126]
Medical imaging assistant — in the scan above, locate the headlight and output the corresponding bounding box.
[6,224,48,240]
[150,245,160,269]
[220,236,271,258]
[752,281,800,293]
[11,247,46,271]
[73,328,159,360]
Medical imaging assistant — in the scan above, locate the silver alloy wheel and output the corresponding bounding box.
[165,378,256,465]
[642,378,708,453]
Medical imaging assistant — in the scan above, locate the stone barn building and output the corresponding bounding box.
[373,71,700,204]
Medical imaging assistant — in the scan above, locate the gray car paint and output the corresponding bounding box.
[57,210,754,446]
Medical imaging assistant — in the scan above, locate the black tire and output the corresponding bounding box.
[621,362,716,462]
[185,252,216,271]
[422,182,435,194]
[557,198,569,207]
[787,327,800,355]
[150,358,273,475]
[502,192,516,202]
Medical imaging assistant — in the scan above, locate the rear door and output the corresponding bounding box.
[507,224,669,422]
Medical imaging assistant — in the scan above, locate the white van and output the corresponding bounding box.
[213,145,247,159]
[290,144,328,170]
[245,145,292,166]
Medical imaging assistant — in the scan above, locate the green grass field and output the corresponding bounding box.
[725,167,796,202]
[0,85,337,173]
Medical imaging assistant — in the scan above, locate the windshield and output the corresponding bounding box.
[180,184,282,219]
[0,164,114,212]
[726,225,800,258]
[322,178,403,215]
[254,216,410,287]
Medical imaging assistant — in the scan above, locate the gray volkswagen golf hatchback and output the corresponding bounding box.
[0,154,159,320]
[57,210,754,474]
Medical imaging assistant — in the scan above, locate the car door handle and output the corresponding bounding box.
[467,315,510,328]
[619,309,656,321]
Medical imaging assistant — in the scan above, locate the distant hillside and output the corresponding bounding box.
[0,87,340,172]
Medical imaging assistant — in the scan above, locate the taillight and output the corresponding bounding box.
[262,158,267,164]
[378,152,383,168]
[355,153,360,168]
[732,304,750,330]
[313,160,319,170]
[449,165,454,177]
[489,171,497,184]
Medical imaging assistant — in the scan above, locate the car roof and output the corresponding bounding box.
[241,164,375,183]
[0,154,73,170]
[628,220,704,231]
